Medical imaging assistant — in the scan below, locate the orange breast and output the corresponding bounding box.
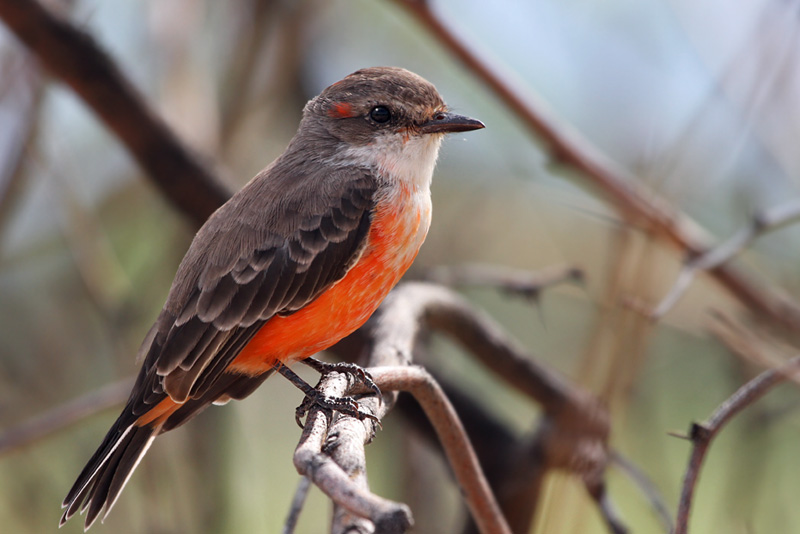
[229,186,430,375]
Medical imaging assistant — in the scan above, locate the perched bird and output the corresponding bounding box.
[61,66,484,529]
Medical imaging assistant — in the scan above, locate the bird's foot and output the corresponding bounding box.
[300,357,382,399]
[274,361,381,428]
[294,389,380,428]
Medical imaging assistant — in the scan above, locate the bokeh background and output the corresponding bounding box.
[2,0,800,532]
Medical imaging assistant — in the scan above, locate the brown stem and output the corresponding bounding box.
[0,377,132,457]
[426,263,584,302]
[371,366,511,534]
[0,0,230,225]
[673,356,800,534]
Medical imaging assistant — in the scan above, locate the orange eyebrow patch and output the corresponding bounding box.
[328,102,355,118]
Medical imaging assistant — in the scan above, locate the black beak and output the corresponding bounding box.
[419,112,485,134]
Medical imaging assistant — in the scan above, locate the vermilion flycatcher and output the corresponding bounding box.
[61,66,484,529]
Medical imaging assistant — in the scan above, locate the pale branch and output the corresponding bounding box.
[426,263,584,301]
[651,199,800,319]
[0,44,43,238]
[673,356,800,534]
[371,367,511,534]
[391,0,800,331]
[292,370,413,534]
[0,0,230,225]
[0,377,132,457]
[610,450,674,533]
[281,476,311,534]
[364,282,616,532]
[707,311,798,374]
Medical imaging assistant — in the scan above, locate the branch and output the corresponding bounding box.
[0,377,132,457]
[292,370,413,534]
[0,0,230,225]
[281,476,311,534]
[371,367,511,534]
[426,263,584,302]
[650,200,800,319]
[391,0,800,330]
[673,356,800,534]
[366,282,615,532]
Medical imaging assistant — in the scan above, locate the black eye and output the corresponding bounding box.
[369,106,391,124]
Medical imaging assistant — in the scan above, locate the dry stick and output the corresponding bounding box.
[0,0,230,225]
[651,199,800,319]
[427,263,585,301]
[368,283,612,530]
[292,371,413,534]
[0,377,132,457]
[281,476,311,534]
[371,366,512,534]
[610,450,674,533]
[391,0,800,331]
[673,356,800,534]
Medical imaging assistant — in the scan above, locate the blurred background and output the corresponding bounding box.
[2,0,800,532]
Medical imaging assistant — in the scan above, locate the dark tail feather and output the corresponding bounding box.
[61,369,272,529]
[60,420,157,530]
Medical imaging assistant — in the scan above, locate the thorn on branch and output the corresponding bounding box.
[673,356,800,534]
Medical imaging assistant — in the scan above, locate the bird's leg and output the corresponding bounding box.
[301,356,382,398]
[274,362,379,428]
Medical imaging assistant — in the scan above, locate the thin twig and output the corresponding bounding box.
[364,282,614,532]
[610,450,674,533]
[426,263,584,302]
[0,0,230,225]
[281,476,311,534]
[391,0,800,330]
[673,356,800,534]
[0,377,132,457]
[371,366,512,534]
[651,199,800,319]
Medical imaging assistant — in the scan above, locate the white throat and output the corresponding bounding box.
[335,132,444,190]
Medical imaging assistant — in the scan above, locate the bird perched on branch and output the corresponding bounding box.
[61,66,484,529]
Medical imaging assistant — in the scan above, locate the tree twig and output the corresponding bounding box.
[0,0,230,225]
[281,476,311,534]
[426,263,584,302]
[610,450,674,533]
[371,366,511,534]
[0,377,132,457]
[650,199,800,319]
[391,0,800,331]
[362,282,615,532]
[292,370,413,534]
[673,356,800,534]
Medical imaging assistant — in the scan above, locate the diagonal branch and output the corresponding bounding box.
[0,377,132,457]
[0,0,230,225]
[673,356,800,534]
[391,0,800,330]
[651,199,800,319]
[426,263,584,302]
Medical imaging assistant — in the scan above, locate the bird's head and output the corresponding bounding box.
[297,67,484,186]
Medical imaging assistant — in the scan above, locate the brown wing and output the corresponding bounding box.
[130,165,377,413]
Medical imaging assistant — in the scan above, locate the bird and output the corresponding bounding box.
[60,66,484,529]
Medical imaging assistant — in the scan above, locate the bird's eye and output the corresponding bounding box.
[369,106,391,124]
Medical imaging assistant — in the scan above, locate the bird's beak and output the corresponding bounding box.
[419,112,485,134]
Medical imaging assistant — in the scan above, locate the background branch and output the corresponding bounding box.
[673,356,800,534]
[392,0,800,331]
[0,0,229,225]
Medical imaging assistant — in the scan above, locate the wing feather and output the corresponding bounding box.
[136,167,377,405]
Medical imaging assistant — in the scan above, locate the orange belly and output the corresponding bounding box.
[228,186,430,375]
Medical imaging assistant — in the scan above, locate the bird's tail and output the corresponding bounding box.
[60,369,272,530]
[59,412,164,530]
